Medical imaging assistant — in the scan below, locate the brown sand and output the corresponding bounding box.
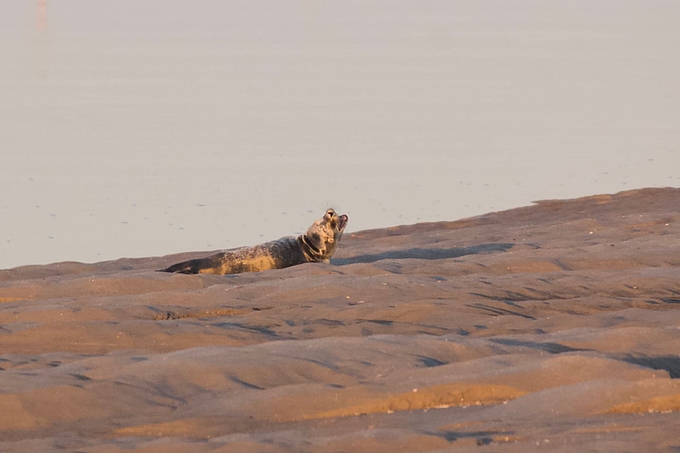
[1,187,680,452]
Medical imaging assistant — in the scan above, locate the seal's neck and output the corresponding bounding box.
[298,235,324,262]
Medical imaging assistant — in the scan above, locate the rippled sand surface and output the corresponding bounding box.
[1,187,680,451]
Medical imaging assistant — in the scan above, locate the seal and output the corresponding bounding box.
[162,209,349,275]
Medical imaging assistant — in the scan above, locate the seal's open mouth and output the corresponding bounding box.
[338,214,348,232]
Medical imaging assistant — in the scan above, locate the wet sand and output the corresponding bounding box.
[1,187,680,451]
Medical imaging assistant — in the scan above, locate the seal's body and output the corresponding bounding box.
[162,209,348,275]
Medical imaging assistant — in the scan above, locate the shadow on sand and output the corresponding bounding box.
[333,243,514,265]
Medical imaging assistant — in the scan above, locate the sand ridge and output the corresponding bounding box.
[1,187,680,451]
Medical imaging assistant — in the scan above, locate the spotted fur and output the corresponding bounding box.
[163,209,348,275]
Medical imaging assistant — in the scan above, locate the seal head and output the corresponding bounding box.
[300,209,348,263]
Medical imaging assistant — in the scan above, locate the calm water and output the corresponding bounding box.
[1,1,679,269]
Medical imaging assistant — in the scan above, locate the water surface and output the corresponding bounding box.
[1,0,678,268]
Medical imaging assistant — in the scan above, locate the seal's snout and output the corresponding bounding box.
[338,214,348,231]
